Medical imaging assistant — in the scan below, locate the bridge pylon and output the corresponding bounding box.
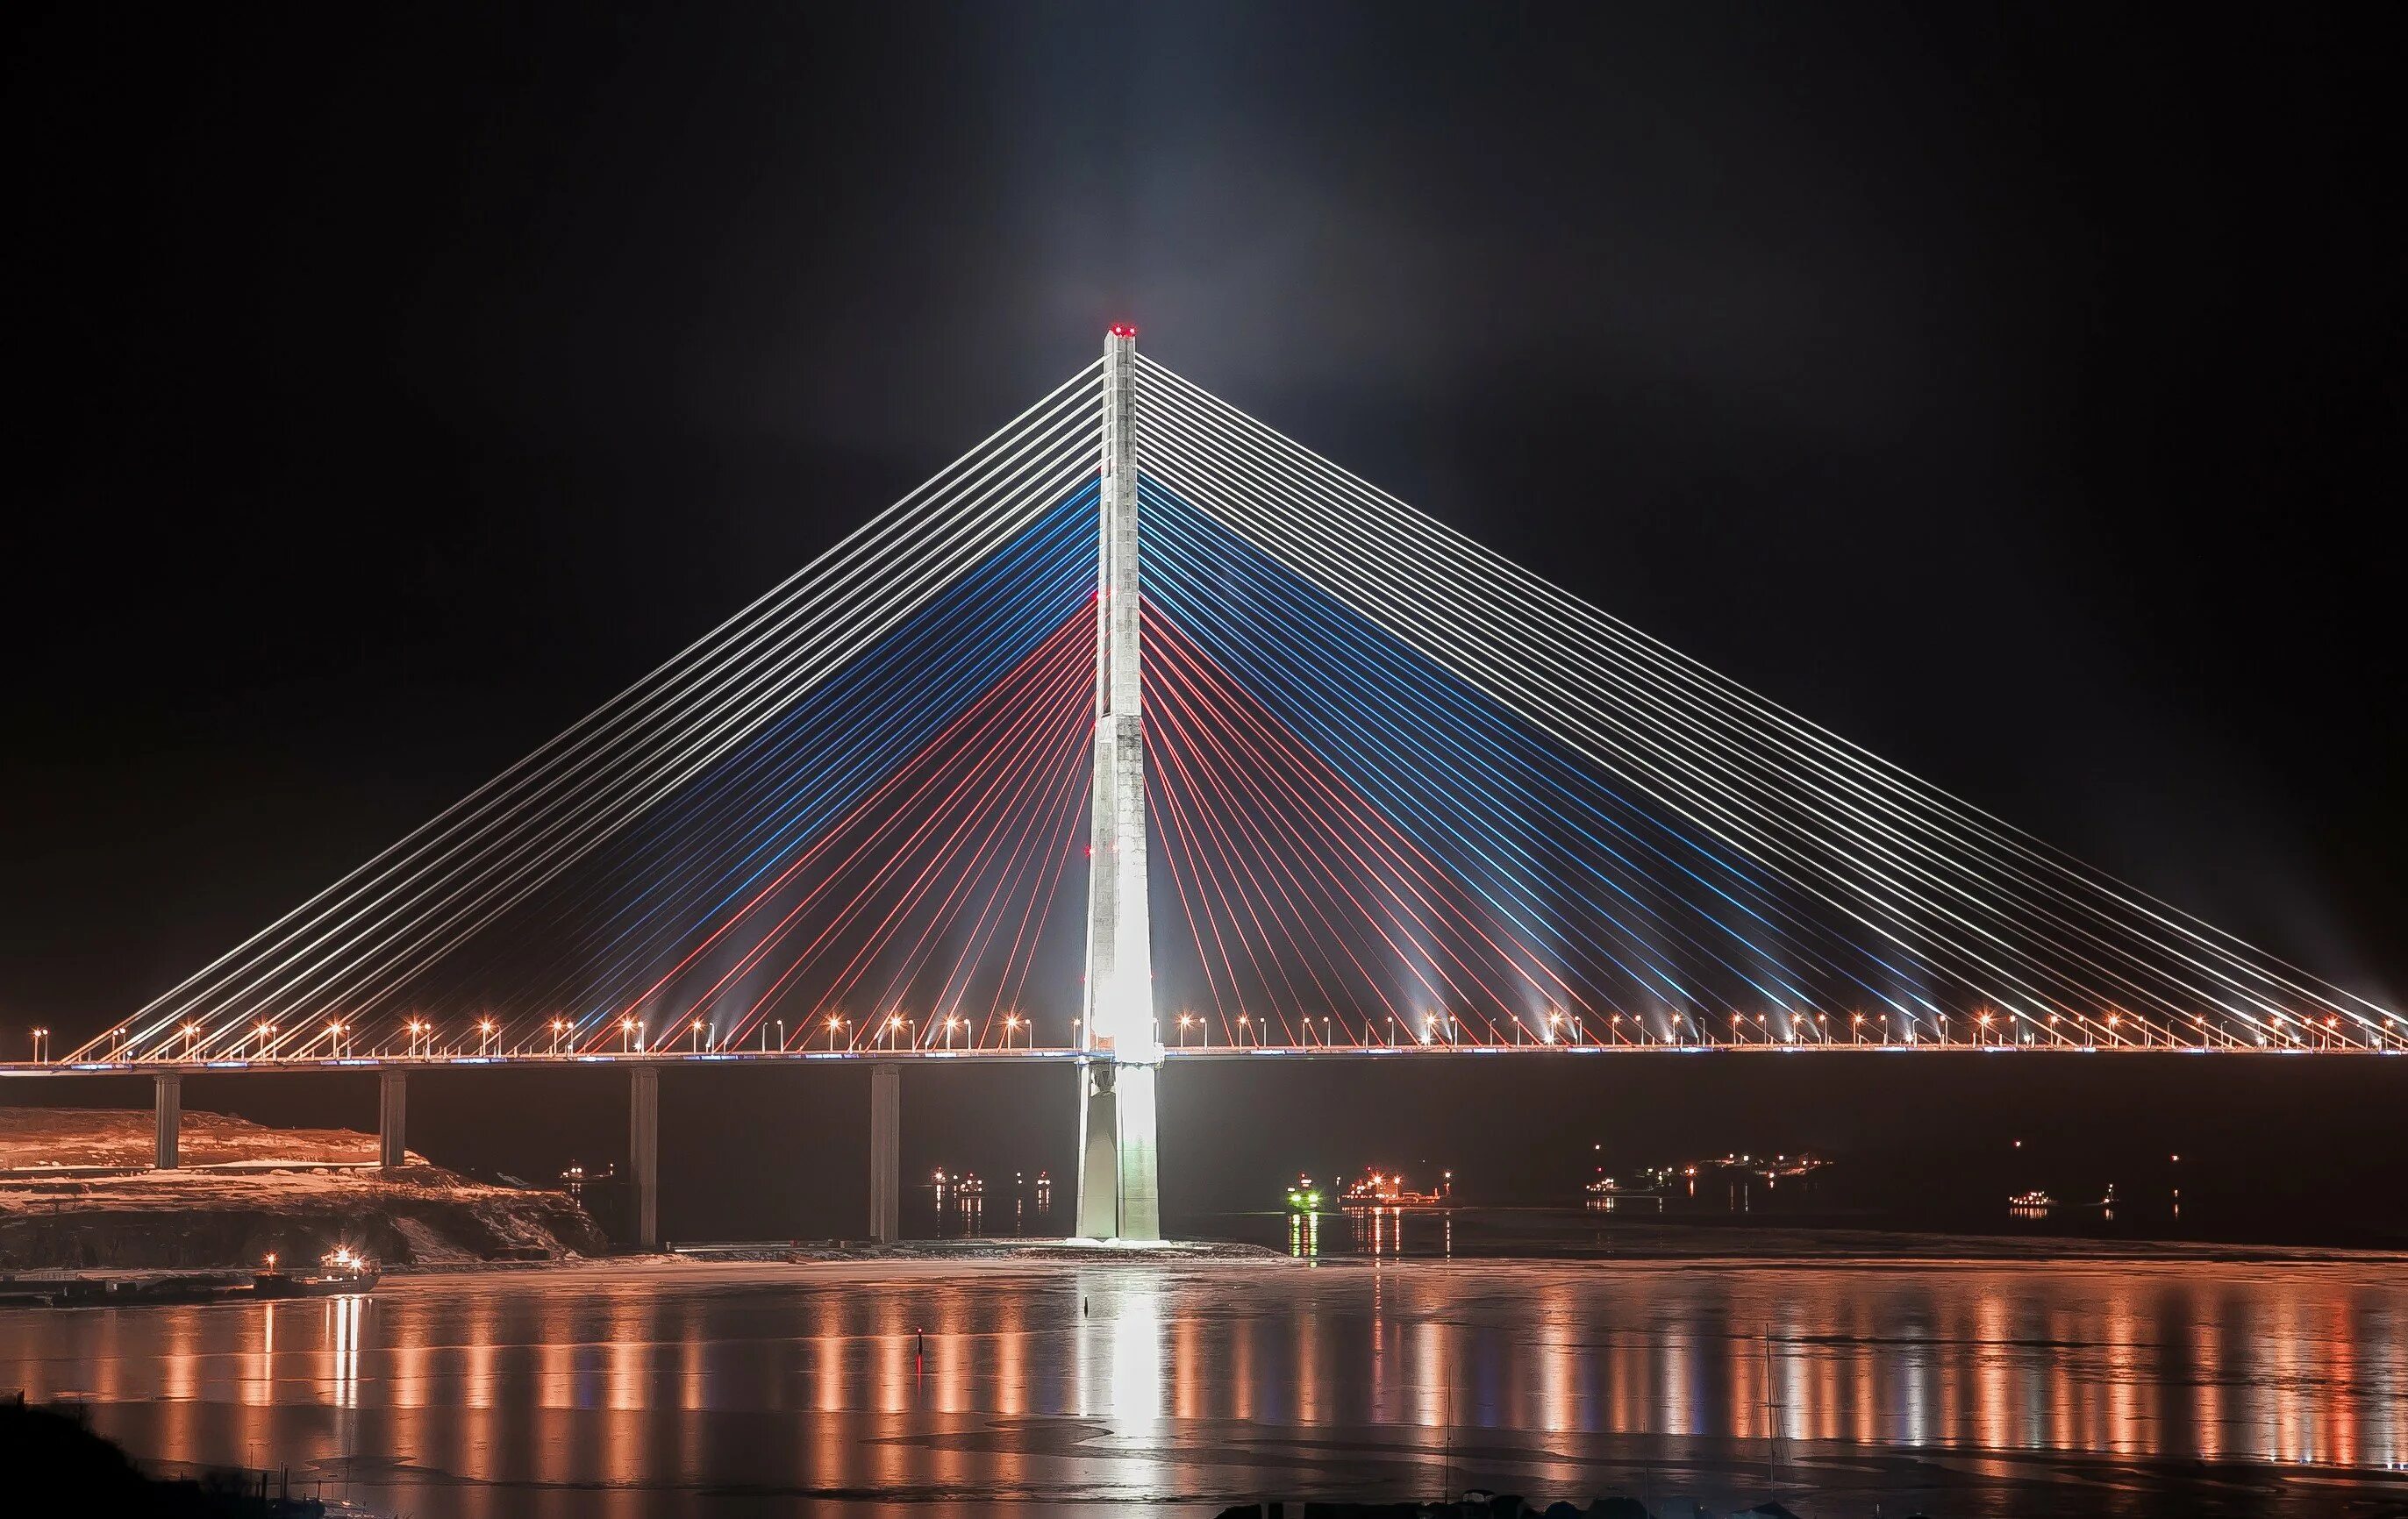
[1075,322,1162,1242]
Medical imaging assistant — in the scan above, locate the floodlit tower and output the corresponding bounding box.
[1076,322,1162,1241]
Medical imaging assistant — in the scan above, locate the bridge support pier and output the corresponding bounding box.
[152,1073,180,1170]
[868,1061,900,1244]
[1075,1059,1160,1240]
[630,1065,660,1251]
[378,1069,408,1168]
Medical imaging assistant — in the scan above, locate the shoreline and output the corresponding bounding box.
[354,1225,2408,1282]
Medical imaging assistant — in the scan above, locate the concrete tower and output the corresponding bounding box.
[1075,322,1161,1241]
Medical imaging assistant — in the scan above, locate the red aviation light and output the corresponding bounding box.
[1108,323,1138,338]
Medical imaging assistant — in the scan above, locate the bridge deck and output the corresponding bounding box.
[0,1042,2387,1078]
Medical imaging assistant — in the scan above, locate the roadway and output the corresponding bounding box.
[2,1038,2389,1080]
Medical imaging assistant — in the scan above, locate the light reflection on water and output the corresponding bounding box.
[2,1257,2405,1515]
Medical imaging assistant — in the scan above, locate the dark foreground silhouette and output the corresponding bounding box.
[0,1398,330,1517]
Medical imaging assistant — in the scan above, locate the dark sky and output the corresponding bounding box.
[4,5,2402,1230]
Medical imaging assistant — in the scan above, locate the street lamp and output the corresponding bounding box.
[826,1014,847,1050]
[942,1015,965,1049]
[479,1017,498,1055]
[30,1027,47,1063]
[551,1017,569,1055]
[690,1017,707,1052]
[886,1013,906,1049]
[620,1016,640,1053]
[1175,1013,1198,1048]
[775,1018,787,1052]
[254,1023,277,1059]
[327,1020,346,1057]
[182,1023,201,1059]
[1004,1012,1026,1048]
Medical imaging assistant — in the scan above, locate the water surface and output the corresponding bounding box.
[6,1255,2407,1515]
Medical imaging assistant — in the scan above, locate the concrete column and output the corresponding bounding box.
[1074,323,1162,1242]
[1075,1059,1118,1238]
[1074,1059,1162,1240]
[1114,1061,1161,1240]
[630,1064,660,1251]
[152,1073,181,1170]
[868,1061,900,1244]
[377,1069,408,1167]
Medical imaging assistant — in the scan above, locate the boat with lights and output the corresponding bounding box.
[1340,1170,1447,1209]
[253,1245,380,1298]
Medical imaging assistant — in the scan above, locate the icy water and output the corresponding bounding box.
[6,1255,2408,1517]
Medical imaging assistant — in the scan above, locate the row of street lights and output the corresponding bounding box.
[19,1003,2404,1061]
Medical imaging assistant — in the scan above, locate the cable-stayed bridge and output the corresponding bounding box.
[9,326,2395,1246]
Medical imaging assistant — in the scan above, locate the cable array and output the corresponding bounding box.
[1137,354,2393,1049]
[1147,604,1585,1047]
[77,367,1102,1061]
[74,344,2393,1065]
[595,606,1094,1056]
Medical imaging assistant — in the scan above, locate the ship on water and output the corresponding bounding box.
[1341,1170,1451,1209]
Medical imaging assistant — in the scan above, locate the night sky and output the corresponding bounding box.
[5,6,2402,1235]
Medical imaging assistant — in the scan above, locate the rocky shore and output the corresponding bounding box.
[0,1109,605,1270]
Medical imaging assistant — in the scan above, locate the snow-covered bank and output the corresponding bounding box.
[0,1109,605,1269]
